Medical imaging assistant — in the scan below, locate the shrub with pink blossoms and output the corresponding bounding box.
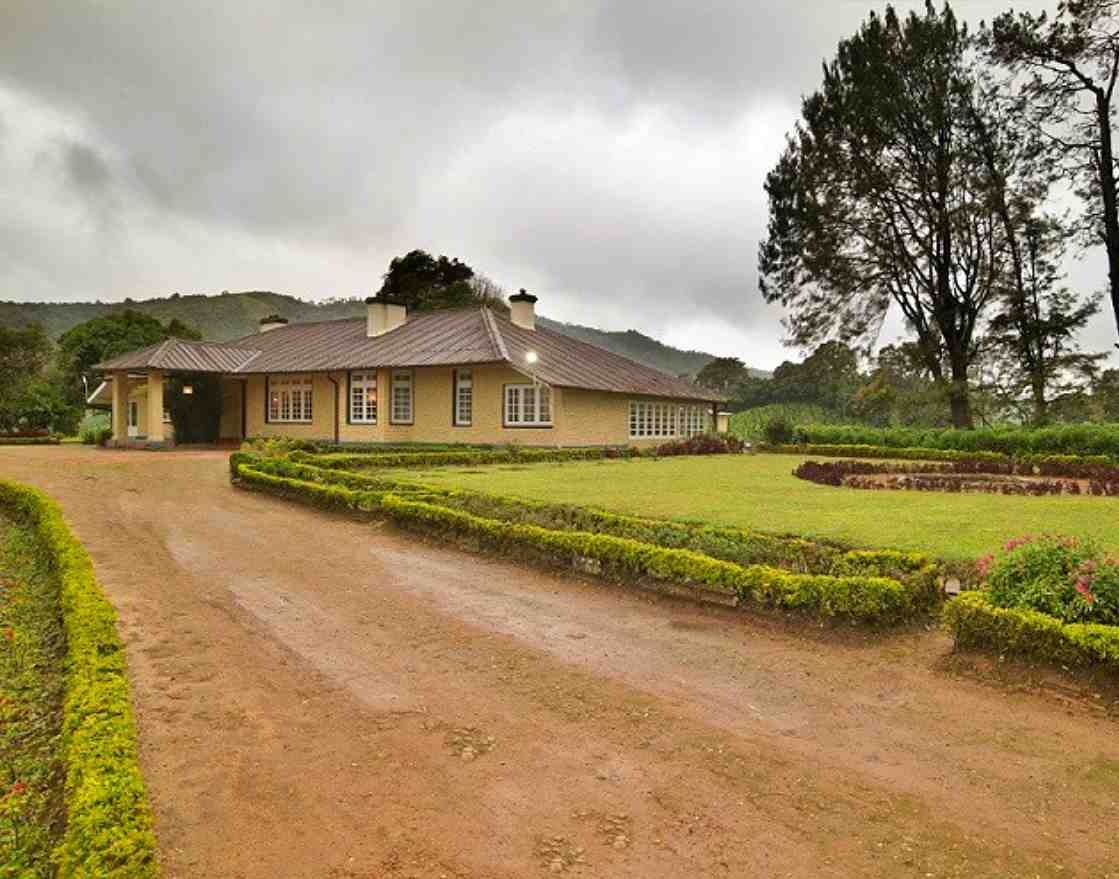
[982,535,1119,625]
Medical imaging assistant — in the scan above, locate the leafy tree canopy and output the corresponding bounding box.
[379,250,479,312]
[695,357,752,395]
[0,324,54,431]
[56,310,201,405]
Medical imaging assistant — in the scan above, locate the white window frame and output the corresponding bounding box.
[390,369,414,425]
[628,401,708,439]
[454,369,473,427]
[349,371,378,424]
[504,383,552,427]
[268,374,314,424]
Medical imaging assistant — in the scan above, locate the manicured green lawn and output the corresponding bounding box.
[399,453,1119,560]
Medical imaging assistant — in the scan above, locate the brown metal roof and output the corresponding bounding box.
[94,338,261,373]
[493,313,723,402]
[95,307,721,402]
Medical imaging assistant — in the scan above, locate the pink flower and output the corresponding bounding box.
[976,554,995,579]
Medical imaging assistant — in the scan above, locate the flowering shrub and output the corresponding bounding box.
[655,433,746,456]
[983,536,1119,626]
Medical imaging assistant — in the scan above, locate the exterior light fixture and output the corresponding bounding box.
[525,351,538,365]
[182,384,193,395]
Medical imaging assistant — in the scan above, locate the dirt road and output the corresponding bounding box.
[1,446,1116,878]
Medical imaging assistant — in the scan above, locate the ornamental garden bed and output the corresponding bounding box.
[794,459,1119,497]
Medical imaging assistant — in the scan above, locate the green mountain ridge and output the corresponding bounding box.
[0,291,762,378]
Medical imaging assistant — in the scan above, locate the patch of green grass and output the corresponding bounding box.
[398,454,1119,561]
[0,522,66,877]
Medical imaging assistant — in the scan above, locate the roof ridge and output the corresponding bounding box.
[481,306,510,363]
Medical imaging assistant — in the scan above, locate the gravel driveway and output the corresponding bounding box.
[1,446,1116,878]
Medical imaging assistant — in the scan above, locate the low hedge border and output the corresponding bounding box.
[0,481,158,878]
[231,456,924,623]
[763,443,1012,463]
[236,452,939,596]
[944,591,1119,669]
[0,436,61,446]
[290,446,646,471]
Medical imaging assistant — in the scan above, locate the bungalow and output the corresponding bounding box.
[91,293,726,448]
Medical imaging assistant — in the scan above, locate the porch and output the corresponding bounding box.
[90,370,246,448]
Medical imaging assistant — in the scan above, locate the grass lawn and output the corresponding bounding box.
[398,453,1119,561]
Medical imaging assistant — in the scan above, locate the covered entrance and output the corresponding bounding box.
[90,337,259,448]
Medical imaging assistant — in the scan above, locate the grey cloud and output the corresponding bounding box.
[65,142,111,188]
[0,0,1107,367]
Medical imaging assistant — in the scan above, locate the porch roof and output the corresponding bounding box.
[94,338,262,373]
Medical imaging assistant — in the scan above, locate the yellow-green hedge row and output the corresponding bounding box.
[236,452,939,594]
[943,591,1119,669]
[289,446,644,471]
[231,457,919,623]
[0,480,158,878]
[0,435,61,446]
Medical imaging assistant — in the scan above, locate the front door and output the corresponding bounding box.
[127,401,139,438]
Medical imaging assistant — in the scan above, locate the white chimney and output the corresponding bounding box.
[509,289,537,331]
[366,295,407,337]
[259,315,289,333]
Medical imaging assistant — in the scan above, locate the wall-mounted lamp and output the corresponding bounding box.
[525,351,538,365]
[182,384,194,395]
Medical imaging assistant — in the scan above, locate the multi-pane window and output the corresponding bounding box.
[350,371,377,424]
[268,375,313,423]
[390,370,413,424]
[628,402,708,439]
[454,369,473,426]
[504,383,552,426]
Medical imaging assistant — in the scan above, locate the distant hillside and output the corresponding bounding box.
[0,290,759,379]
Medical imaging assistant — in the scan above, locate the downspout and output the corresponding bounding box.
[326,373,340,444]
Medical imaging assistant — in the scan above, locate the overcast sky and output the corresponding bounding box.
[2,0,1112,369]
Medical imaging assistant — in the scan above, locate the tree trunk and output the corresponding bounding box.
[1097,91,1119,345]
[947,350,974,429]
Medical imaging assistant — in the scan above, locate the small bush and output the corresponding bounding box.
[762,415,796,446]
[982,536,1119,626]
[655,433,745,456]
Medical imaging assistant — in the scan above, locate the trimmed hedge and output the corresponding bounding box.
[944,591,1119,669]
[231,456,925,623]
[291,446,645,471]
[790,424,1119,459]
[237,452,939,595]
[764,443,1011,463]
[0,481,159,878]
[0,435,61,446]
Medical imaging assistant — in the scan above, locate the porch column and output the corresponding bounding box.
[146,370,165,445]
[111,371,129,445]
